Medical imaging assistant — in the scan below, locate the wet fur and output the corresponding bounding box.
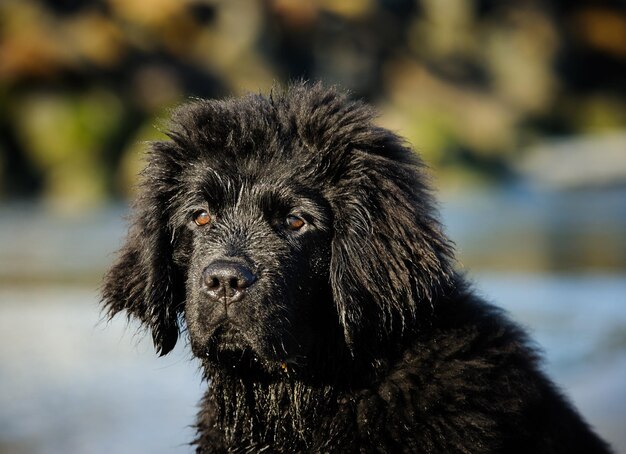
[102,83,611,453]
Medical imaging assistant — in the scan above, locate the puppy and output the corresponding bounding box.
[102,83,612,453]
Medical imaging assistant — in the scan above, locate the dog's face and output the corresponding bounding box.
[102,84,454,376]
[179,165,335,371]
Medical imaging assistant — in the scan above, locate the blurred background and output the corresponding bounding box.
[1,0,625,452]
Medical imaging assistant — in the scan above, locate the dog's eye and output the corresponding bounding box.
[284,214,305,231]
[193,210,212,227]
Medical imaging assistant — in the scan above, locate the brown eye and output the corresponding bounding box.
[285,214,305,231]
[193,210,211,226]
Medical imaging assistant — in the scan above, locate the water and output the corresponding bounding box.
[1,187,625,452]
[0,286,202,454]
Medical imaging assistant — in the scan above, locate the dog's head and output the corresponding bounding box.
[102,83,454,374]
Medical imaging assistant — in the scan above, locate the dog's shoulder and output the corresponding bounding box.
[360,286,611,453]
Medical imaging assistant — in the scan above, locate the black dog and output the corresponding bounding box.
[102,83,611,453]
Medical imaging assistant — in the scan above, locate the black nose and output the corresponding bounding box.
[202,260,257,302]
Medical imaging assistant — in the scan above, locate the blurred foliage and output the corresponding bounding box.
[1,0,626,211]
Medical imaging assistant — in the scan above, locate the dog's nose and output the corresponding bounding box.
[202,260,257,301]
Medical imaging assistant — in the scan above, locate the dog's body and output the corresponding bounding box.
[103,84,611,453]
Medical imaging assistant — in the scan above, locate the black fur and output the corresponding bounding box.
[102,83,612,453]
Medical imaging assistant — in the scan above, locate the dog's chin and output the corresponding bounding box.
[201,324,304,376]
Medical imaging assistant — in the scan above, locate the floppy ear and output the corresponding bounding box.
[328,133,455,350]
[101,142,186,356]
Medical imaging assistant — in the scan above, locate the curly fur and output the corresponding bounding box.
[102,83,612,453]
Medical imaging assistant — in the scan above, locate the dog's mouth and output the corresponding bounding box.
[202,322,305,374]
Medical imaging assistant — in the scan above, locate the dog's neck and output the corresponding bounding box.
[198,365,352,450]
[196,334,412,450]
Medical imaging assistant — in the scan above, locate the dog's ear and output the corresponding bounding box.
[328,133,455,350]
[102,142,185,356]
